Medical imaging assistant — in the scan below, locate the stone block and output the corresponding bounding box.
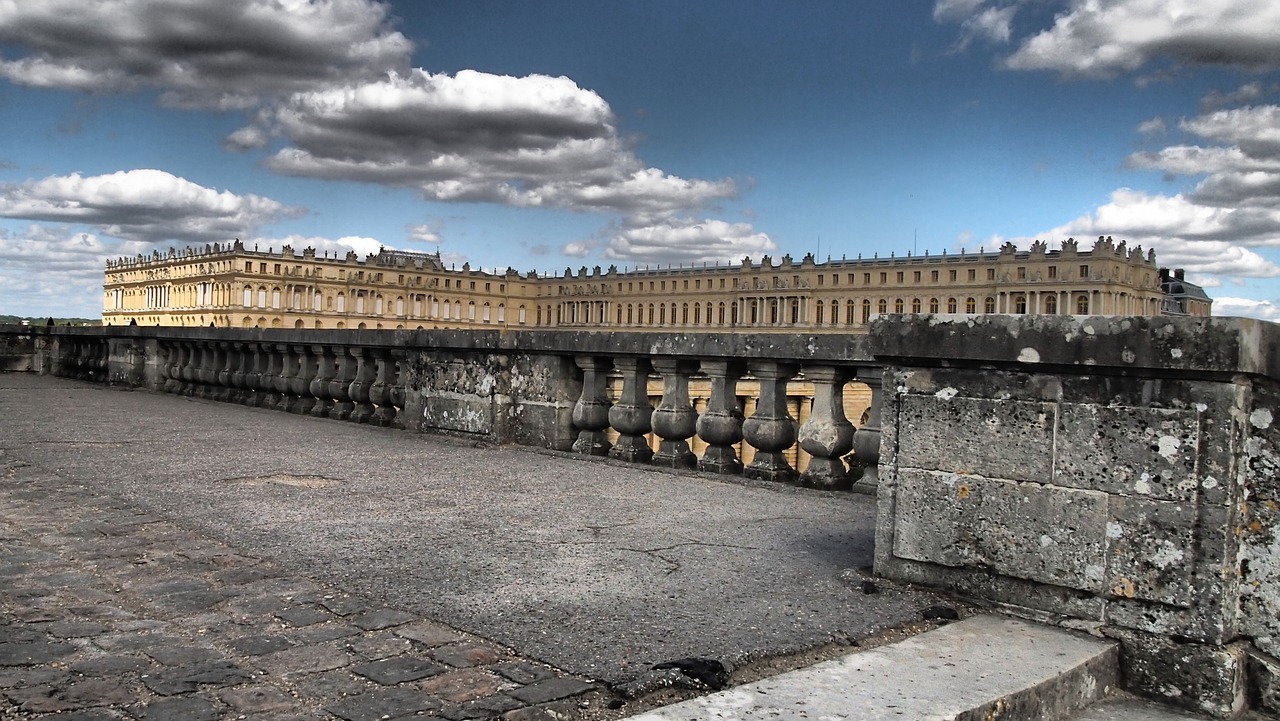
[1104,496,1197,607]
[896,393,1055,482]
[1056,404,1201,501]
[422,391,494,435]
[1106,628,1247,718]
[891,469,1109,592]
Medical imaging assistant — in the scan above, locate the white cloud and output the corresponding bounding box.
[246,234,385,258]
[1211,296,1280,321]
[0,224,149,317]
[0,0,411,109]
[405,223,442,244]
[0,169,301,243]
[1136,117,1167,136]
[260,69,738,216]
[605,217,776,264]
[562,240,594,257]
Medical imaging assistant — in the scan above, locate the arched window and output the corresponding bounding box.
[454,301,461,319]
[243,287,253,307]
[660,305,667,325]
[693,304,701,325]
[536,306,543,325]
[1077,295,1090,314]
[395,297,404,316]
[815,303,825,325]
[648,304,655,324]
[846,300,855,324]
[947,297,957,313]
[518,305,526,324]
[985,296,996,313]
[929,298,939,313]
[894,299,905,313]
[357,322,366,329]
[498,304,506,322]
[355,294,365,314]
[272,289,281,309]
[482,303,491,322]
[257,287,267,308]
[242,316,253,327]
[294,319,304,328]
[828,300,838,324]
[911,298,922,313]
[966,297,976,314]
[1015,295,1027,314]
[468,301,476,320]
[1046,295,1057,314]
[878,299,888,314]
[431,299,440,317]
[682,303,689,324]
[336,293,346,312]
[862,299,872,323]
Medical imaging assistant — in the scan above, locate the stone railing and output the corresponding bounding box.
[1,325,884,491]
[8,316,1280,717]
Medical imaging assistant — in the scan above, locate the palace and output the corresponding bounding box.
[101,235,1210,329]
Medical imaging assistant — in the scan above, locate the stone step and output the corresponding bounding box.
[1065,695,1217,720]
[623,614,1118,721]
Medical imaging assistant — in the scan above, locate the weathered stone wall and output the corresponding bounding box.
[871,314,1280,717]
[0,327,35,371]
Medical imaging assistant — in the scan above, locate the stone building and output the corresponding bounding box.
[102,235,1199,328]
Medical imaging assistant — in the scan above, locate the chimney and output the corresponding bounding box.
[1174,269,1185,281]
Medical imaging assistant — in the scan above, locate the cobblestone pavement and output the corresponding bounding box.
[1,373,941,720]
[0,451,608,720]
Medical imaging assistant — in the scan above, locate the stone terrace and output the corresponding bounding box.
[0,372,940,720]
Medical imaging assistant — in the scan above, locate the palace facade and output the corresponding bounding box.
[101,236,1209,329]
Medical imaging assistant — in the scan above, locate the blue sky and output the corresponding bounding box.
[2,0,1280,319]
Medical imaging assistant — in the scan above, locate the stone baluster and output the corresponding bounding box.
[797,365,855,490]
[290,346,317,415]
[742,361,800,483]
[368,349,397,427]
[274,343,297,411]
[696,360,746,474]
[178,341,198,395]
[244,343,265,406]
[608,357,654,463]
[195,342,216,398]
[571,355,613,456]
[347,347,377,423]
[162,342,181,394]
[650,358,699,469]
[309,345,335,417]
[229,343,250,407]
[260,343,283,409]
[328,346,355,420]
[155,342,173,393]
[850,372,884,494]
[214,341,234,403]
[387,351,407,429]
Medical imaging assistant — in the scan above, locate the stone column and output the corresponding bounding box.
[850,371,883,494]
[650,358,699,469]
[388,350,407,429]
[328,346,355,420]
[347,347,377,423]
[571,355,613,456]
[742,361,799,482]
[368,349,397,427]
[798,365,855,490]
[696,359,745,474]
[274,343,297,412]
[214,341,234,402]
[309,345,334,417]
[290,345,316,415]
[258,343,282,409]
[178,341,197,396]
[608,357,654,463]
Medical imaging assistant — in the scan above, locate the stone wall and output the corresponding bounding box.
[870,314,1280,717]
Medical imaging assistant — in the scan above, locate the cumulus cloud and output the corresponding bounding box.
[605,217,776,264]
[0,224,150,317]
[246,233,384,258]
[258,69,738,215]
[1211,296,1280,321]
[1004,1,1280,77]
[0,169,302,243]
[405,223,442,244]
[0,0,411,109]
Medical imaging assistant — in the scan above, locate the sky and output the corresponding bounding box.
[2,1,1280,320]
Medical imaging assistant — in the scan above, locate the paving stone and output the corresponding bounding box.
[130,694,224,721]
[227,633,295,656]
[256,643,353,676]
[146,589,233,613]
[218,684,302,713]
[215,566,278,586]
[47,621,110,638]
[431,643,503,669]
[351,655,447,684]
[316,595,367,616]
[28,709,124,721]
[324,686,443,721]
[68,654,152,675]
[350,608,417,631]
[290,667,375,700]
[394,621,462,649]
[285,623,361,645]
[142,660,255,696]
[0,666,71,689]
[93,633,184,653]
[507,678,596,705]
[142,645,225,666]
[10,607,61,623]
[275,604,334,628]
[344,631,413,661]
[493,661,560,686]
[449,693,524,720]
[0,641,77,666]
[0,626,46,644]
[419,668,507,703]
[503,700,583,721]
[67,605,135,620]
[5,677,138,713]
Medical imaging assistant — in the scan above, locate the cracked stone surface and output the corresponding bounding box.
[1,373,939,718]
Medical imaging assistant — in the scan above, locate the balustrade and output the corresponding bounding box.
[850,375,882,493]
[607,357,654,463]
[742,361,800,483]
[290,345,316,415]
[650,358,699,469]
[348,347,376,423]
[797,365,854,490]
[328,347,355,420]
[274,343,297,412]
[309,345,335,417]
[696,360,745,474]
[571,356,613,456]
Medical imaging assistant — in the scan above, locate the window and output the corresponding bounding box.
[931,270,939,282]
[336,293,346,312]
[949,270,957,281]
[832,274,839,286]
[1048,266,1057,279]
[817,275,824,286]
[987,268,996,280]
[984,297,996,313]
[880,272,887,284]
[863,273,871,284]
[1077,295,1090,314]
[468,302,476,320]
[485,282,490,292]
[483,304,491,322]
[912,298,922,313]
[929,298,939,313]
[259,263,266,273]
[897,271,904,283]
[862,300,872,323]
[947,297,957,313]
[243,287,252,307]
[245,261,252,271]
[257,287,267,308]
[966,297,976,313]
[1015,295,1027,314]
[272,289,281,309]
[878,299,888,314]
[913,271,921,283]
[1046,296,1057,314]
[895,299,904,313]
[469,281,476,290]
[1017,267,1026,279]
[968,269,976,281]
[683,280,689,290]
[274,263,281,274]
